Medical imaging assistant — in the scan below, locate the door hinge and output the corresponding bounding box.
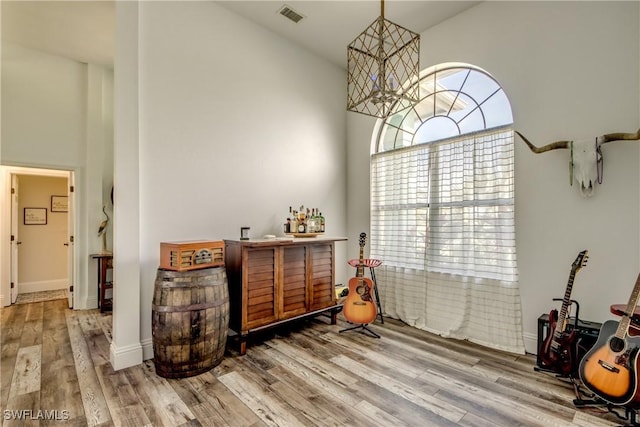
[11,187,15,194]
[10,235,14,242]
[69,185,74,192]
[10,282,14,289]
[70,235,74,243]
[69,285,74,292]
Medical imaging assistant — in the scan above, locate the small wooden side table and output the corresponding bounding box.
[91,253,113,312]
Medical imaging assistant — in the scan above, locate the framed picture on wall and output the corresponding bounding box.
[51,195,68,212]
[24,208,47,225]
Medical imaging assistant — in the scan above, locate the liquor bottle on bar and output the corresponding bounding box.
[316,208,322,233]
[297,206,304,232]
[307,209,317,233]
[283,205,326,234]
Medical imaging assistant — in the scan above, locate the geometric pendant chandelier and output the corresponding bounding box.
[347,0,420,118]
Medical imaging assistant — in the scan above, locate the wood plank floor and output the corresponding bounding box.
[0,299,629,426]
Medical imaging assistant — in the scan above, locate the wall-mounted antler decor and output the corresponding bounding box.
[515,129,640,197]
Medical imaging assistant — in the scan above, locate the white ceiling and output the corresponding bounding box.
[216,1,480,68]
[1,1,480,69]
[1,0,116,68]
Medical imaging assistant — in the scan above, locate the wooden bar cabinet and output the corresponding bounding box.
[224,237,346,354]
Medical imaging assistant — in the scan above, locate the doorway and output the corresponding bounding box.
[3,166,75,308]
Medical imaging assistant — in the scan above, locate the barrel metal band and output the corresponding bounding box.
[152,298,228,312]
[161,273,222,281]
[155,282,224,289]
[156,275,225,288]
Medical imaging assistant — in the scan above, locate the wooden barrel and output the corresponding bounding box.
[152,266,229,378]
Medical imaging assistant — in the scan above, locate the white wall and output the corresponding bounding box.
[0,41,114,309]
[347,1,640,353]
[1,43,85,167]
[113,1,348,365]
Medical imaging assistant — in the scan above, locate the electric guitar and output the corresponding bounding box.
[579,272,640,406]
[343,233,377,325]
[538,250,588,376]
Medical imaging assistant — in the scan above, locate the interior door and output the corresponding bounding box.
[10,174,19,304]
[67,172,75,308]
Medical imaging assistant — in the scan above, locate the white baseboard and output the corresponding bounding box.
[141,338,154,361]
[88,296,98,308]
[523,331,538,355]
[110,341,143,371]
[0,292,8,307]
[71,296,98,310]
[20,279,67,293]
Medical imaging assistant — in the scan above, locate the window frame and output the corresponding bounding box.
[370,63,516,281]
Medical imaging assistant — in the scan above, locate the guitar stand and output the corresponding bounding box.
[339,323,380,338]
[369,265,384,324]
[574,402,640,427]
[533,364,571,376]
[623,407,640,427]
[552,297,581,330]
[536,298,583,375]
[572,387,640,426]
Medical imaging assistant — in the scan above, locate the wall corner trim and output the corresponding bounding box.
[141,338,154,361]
[109,341,143,371]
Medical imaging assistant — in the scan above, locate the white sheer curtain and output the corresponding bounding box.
[371,128,525,354]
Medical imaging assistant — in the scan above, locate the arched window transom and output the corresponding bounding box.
[376,63,513,153]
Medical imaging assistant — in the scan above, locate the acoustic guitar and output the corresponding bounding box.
[343,233,377,325]
[579,272,640,406]
[538,250,588,376]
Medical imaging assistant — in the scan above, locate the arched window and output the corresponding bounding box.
[370,63,523,354]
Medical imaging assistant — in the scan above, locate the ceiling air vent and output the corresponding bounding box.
[278,5,305,23]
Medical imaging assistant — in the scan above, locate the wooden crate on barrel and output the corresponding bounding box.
[160,240,224,271]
